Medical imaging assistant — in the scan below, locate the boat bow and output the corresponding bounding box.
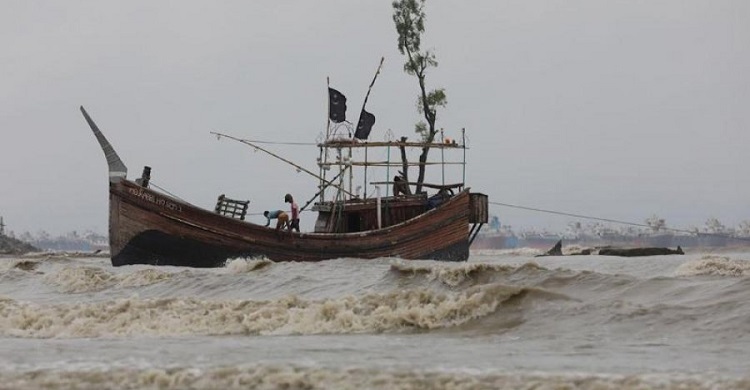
[80,106,128,182]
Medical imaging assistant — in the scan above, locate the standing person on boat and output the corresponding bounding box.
[285,194,300,232]
[263,210,289,236]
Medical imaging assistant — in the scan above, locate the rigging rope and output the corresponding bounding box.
[149,182,186,202]
[225,139,316,146]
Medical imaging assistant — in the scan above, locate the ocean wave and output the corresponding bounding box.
[0,259,42,274]
[43,266,176,293]
[0,365,745,390]
[43,266,117,293]
[390,260,549,288]
[225,258,274,273]
[675,256,750,277]
[0,283,568,338]
[117,269,175,288]
[471,247,544,257]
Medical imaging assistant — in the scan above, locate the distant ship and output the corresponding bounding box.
[472,216,745,250]
[471,216,520,250]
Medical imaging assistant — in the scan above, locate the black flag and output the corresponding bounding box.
[328,88,347,123]
[354,109,375,140]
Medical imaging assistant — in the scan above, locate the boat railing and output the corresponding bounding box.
[215,194,250,221]
[369,181,464,193]
[317,140,466,149]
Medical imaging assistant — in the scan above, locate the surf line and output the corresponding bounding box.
[489,200,750,243]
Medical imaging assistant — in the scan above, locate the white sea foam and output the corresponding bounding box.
[675,256,750,277]
[0,259,41,272]
[3,252,750,380]
[390,260,548,287]
[0,283,533,338]
[117,268,174,287]
[225,258,273,274]
[43,266,117,293]
[0,365,745,390]
[43,266,176,293]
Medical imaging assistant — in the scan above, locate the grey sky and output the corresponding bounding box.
[1,1,748,235]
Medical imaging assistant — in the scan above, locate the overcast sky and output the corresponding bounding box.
[1,0,748,235]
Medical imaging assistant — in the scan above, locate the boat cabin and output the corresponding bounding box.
[309,137,487,234]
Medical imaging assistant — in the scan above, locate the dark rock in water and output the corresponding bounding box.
[0,235,38,255]
[598,246,684,257]
[13,260,39,271]
[537,240,685,257]
[535,240,563,257]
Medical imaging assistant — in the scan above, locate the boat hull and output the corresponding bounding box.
[109,180,472,267]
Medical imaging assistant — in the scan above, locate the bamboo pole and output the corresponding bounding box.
[363,145,368,199]
[462,128,466,185]
[323,77,331,202]
[212,131,356,198]
[440,128,445,187]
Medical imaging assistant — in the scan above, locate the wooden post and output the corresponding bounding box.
[363,145,368,199]
[348,146,353,199]
[440,129,445,187]
[323,77,331,202]
[462,128,466,185]
[140,166,151,188]
[398,137,411,195]
[386,144,391,197]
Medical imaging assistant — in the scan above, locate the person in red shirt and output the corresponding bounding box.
[285,193,300,232]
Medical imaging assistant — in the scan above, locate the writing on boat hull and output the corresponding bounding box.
[128,188,183,212]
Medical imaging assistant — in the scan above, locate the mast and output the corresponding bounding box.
[323,77,331,203]
[462,128,466,184]
[352,57,385,200]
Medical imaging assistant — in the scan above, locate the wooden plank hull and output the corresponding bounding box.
[109,180,471,267]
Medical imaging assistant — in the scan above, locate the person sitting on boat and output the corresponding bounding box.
[263,210,289,232]
[285,193,300,232]
[426,188,453,210]
[393,175,409,197]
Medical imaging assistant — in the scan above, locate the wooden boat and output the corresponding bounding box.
[81,106,487,267]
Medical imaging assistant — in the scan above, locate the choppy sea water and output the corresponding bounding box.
[1,248,749,389]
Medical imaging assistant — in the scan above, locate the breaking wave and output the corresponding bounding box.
[0,259,42,273]
[0,283,567,338]
[0,365,745,390]
[675,256,750,277]
[43,266,175,293]
[225,258,274,273]
[390,260,549,288]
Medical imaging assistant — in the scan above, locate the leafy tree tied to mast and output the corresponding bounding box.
[392,0,447,194]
